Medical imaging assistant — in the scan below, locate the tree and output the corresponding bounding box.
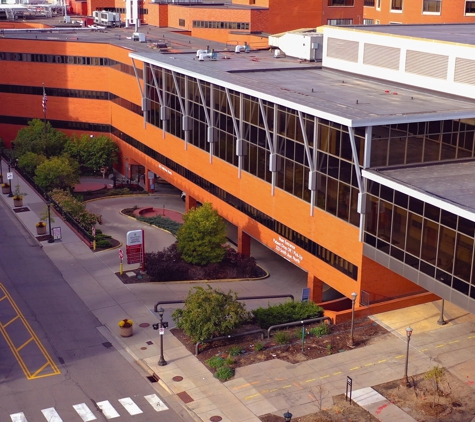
[34,155,80,191]
[424,366,446,408]
[49,189,101,228]
[17,151,46,176]
[13,119,68,158]
[176,202,227,265]
[172,285,250,342]
[64,134,119,173]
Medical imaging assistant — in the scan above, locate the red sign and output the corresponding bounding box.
[119,249,124,260]
[126,244,143,264]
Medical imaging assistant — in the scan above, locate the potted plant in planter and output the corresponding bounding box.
[1,182,10,194]
[35,221,47,235]
[12,184,27,207]
[118,318,134,337]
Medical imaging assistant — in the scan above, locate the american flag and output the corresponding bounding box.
[42,85,47,114]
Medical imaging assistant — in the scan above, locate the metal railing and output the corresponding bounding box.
[267,316,332,338]
[195,329,265,356]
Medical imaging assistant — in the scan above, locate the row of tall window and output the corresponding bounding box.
[364,0,443,12]
[192,21,250,30]
[144,67,365,227]
[0,52,141,77]
[365,182,475,299]
[101,7,148,14]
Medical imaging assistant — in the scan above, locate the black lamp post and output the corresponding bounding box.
[158,307,167,366]
[47,201,54,243]
[7,160,13,197]
[437,299,447,325]
[402,326,413,387]
[283,411,292,422]
[348,292,357,348]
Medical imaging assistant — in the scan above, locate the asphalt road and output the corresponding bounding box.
[0,197,188,422]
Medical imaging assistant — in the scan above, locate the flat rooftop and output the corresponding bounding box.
[353,23,475,47]
[368,160,475,219]
[4,21,475,127]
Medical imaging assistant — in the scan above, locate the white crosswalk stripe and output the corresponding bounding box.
[118,398,143,415]
[10,413,27,422]
[144,394,169,412]
[9,394,168,421]
[73,403,97,421]
[96,400,120,419]
[41,408,63,422]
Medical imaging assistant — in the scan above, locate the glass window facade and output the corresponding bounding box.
[144,66,364,228]
[328,0,354,5]
[365,182,475,299]
[192,21,250,30]
[423,0,441,12]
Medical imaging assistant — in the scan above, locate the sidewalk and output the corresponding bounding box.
[2,160,475,422]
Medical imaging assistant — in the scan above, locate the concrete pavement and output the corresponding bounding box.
[2,162,475,422]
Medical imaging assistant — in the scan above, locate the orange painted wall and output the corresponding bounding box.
[363,0,475,24]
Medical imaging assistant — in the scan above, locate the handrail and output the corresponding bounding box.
[267,316,332,338]
[153,294,294,313]
[195,329,265,356]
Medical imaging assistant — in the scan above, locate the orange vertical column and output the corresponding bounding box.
[238,228,251,257]
[185,195,198,212]
[307,273,324,303]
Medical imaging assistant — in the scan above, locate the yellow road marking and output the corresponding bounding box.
[269,388,278,392]
[244,394,260,400]
[333,371,342,375]
[448,340,459,344]
[436,344,445,348]
[395,355,404,359]
[378,359,386,363]
[364,363,372,367]
[0,283,60,380]
[282,385,291,389]
[305,378,316,382]
[320,375,329,379]
[350,367,359,371]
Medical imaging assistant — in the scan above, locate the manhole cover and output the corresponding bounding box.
[139,323,150,328]
[210,416,222,422]
[140,347,147,350]
[172,376,183,382]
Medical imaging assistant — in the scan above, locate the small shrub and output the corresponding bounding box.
[95,239,112,248]
[227,346,243,356]
[206,356,225,368]
[254,342,265,351]
[137,215,182,236]
[274,330,292,344]
[252,301,324,329]
[215,366,234,381]
[326,344,333,354]
[309,324,331,338]
[224,357,235,365]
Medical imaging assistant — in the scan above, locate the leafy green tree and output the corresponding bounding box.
[176,202,227,265]
[424,366,446,408]
[64,134,119,172]
[34,155,80,191]
[17,151,46,176]
[172,285,250,342]
[14,119,68,158]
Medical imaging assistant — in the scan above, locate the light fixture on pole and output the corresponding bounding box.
[402,326,413,387]
[348,292,357,348]
[283,410,292,422]
[157,307,167,366]
[437,299,446,325]
[47,201,55,243]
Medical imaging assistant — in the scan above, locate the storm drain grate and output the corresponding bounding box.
[102,342,113,348]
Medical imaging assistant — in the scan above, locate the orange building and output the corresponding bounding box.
[2,22,475,322]
[78,0,364,44]
[363,0,475,24]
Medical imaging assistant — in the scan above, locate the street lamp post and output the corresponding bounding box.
[7,160,13,197]
[402,326,413,387]
[348,292,357,348]
[47,201,55,243]
[283,411,292,422]
[437,299,447,325]
[157,307,167,366]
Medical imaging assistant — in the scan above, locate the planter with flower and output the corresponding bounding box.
[2,183,10,194]
[118,318,134,337]
[35,221,47,235]
[35,206,55,236]
[12,184,27,207]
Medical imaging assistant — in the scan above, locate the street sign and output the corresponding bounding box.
[92,227,96,237]
[126,244,143,264]
[159,328,164,335]
[119,249,124,260]
[7,172,13,180]
[52,227,62,240]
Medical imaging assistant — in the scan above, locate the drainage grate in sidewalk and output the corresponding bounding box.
[177,391,193,404]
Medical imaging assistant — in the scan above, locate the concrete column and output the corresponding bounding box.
[185,195,198,212]
[238,228,251,257]
[307,273,324,303]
